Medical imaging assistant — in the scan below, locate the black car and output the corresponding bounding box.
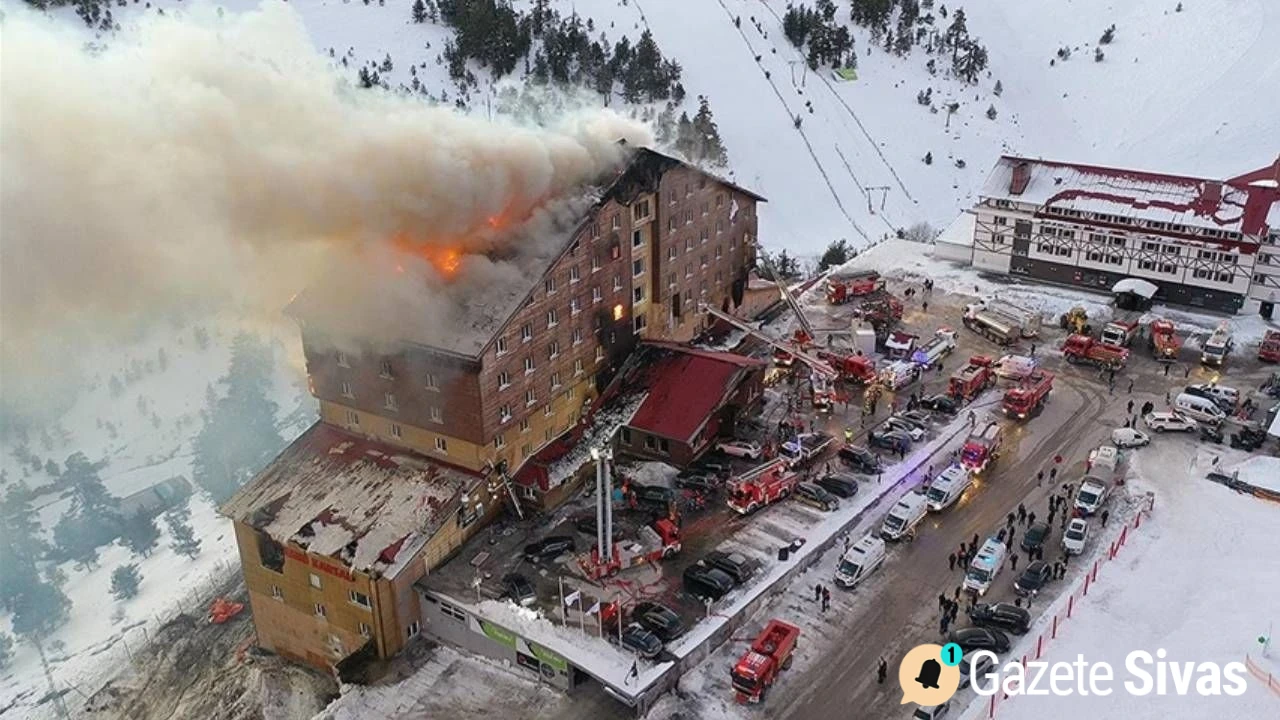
[675,472,720,493]
[1230,427,1267,450]
[632,601,686,642]
[683,565,736,601]
[702,550,759,585]
[897,410,933,430]
[1014,561,1052,597]
[817,473,860,498]
[612,623,663,659]
[868,428,911,453]
[1020,522,1050,553]
[571,514,598,536]
[632,484,676,507]
[948,627,1012,654]
[523,535,576,562]
[690,461,731,478]
[500,573,536,606]
[838,445,883,474]
[919,394,959,415]
[968,603,1031,635]
[1200,424,1224,444]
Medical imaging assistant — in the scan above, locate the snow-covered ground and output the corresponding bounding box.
[0,317,314,717]
[969,448,1280,719]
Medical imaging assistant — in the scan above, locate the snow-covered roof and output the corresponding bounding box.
[979,155,1280,238]
[1112,278,1158,299]
[221,422,476,578]
[936,211,976,248]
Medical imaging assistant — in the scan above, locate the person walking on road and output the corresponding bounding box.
[1010,554,1018,572]
[1030,343,1037,358]
[822,588,831,613]
[1127,399,1134,415]
[1101,509,1110,527]
[1128,378,1134,394]
[940,614,951,636]
[1028,511,1037,527]
[814,583,822,602]
[1050,466,1058,482]
[878,657,888,685]
[1037,470,1044,487]
[1018,504,1027,524]
[948,552,957,571]
[938,593,948,611]
[1185,365,1192,379]
[1164,363,1171,377]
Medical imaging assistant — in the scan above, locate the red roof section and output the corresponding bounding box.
[626,343,764,443]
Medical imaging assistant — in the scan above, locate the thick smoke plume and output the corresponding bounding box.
[0,3,651,417]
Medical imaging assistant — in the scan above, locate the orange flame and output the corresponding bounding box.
[390,233,462,278]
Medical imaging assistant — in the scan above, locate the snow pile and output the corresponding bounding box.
[619,461,680,489]
[546,393,647,488]
[1230,454,1280,494]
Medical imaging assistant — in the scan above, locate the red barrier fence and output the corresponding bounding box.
[986,492,1156,718]
[1245,655,1280,698]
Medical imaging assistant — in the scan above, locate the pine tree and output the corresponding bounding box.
[993,79,1003,96]
[412,0,427,23]
[120,510,161,558]
[986,104,998,120]
[1100,24,1116,45]
[946,8,968,59]
[54,452,123,567]
[691,97,730,168]
[110,564,141,600]
[166,504,202,560]
[0,482,51,613]
[818,239,852,271]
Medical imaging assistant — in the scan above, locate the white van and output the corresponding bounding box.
[1174,392,1226,426]
[925,464,971,512]
[1185,383,1240,413]
[834,534,887,588]
[1074,477,1110,515]
[880,360,920,391]
[1200,324,1233,366]
[962,537,1007,597]
[1086,445,1122,479]
[880,493,928,542]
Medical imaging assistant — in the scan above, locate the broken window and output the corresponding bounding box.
[257,532,285,573]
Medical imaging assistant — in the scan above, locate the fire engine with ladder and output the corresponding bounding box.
[726,459,800,515]
[577,448,682,579]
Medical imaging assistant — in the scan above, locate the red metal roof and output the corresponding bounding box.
[626,343,764,444]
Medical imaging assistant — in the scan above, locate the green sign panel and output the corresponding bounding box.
[479,620,517,649]
[528,642,567,672]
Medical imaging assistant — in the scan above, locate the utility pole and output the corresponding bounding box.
[865,186,890,214]
[788,60,807,90]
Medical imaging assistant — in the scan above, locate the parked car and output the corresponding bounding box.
[675,472,720,493]
[611,623,663,659]
[883,417,926,442]
[571,515,598,536]
[523,535,576,562]
[631,602,686,642]
[794,482,840,511]
[967,602,1030,635]
[690,461,731,478]
[1063,518,1089,555]
[501,573,536,606]
[816,472,860,498]
[1110,427,1150,449]
[1144,411,1197,433]
[899,410,934,428]
[1230,427,1267,451]
[919,394,960,415]
[702,550,759,585]
[632,484,676,507]
[1020,522,1050,553]
[1200,424,1225,444]
[1013,561,1052,597]
[947,627,1012,654]
[682,565,735,601]
[958,650,997,689]
[912,700,954,720]
[868,428,912,453]
[838,445,883,474]
[716,440,763,460]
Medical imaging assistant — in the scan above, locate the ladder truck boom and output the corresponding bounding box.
[758,253,816,340]
[701,305,837,380]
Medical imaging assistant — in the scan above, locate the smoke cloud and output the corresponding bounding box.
[0,3,651,417]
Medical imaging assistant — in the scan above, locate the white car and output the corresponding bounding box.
[883,417,926,442]
[1143,411,1197,433]
[1110,427,1150,448]
[716,440,762,460]
[1063,518,1089,555]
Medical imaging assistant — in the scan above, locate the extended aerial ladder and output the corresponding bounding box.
[758,252,817,345]
[702,304,839,412]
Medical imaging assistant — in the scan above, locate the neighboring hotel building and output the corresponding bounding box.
[960,155,1280,316]
[222,146,763,671]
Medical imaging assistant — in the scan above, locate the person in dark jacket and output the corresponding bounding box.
[948,553,957,571]
[878,657,888,684]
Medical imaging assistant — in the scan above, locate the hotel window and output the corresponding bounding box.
[611,214,620,230]
[701,202,709,216]
[685,210,693,225]
[994,216,1009,226]
[668,273,677,289]
[495,337,508,356]
[701,254,708,268]
[592,253,602,272]
[336,351,349,368]
[429,406,443,423]
[544,427,554,442]
[715,245,723,260]
[1056,247,1072,257]
[716,219,724,235]
[315,603,327,618]
[544,403,554,417]
[521,323,533,342]
[434,437,448,453]
[383,392,398,411]
[494,433,506,449]
[717,193,725,208]
[359,623,372,638]
[633,229,644,248]
[668,189,677,204]
[500,405,513,423]
[548,341,560,359]
[390,423,403,439]
[545,277,557,294]
[570,297,581,315]
[520,418,530,433]
[592,286,603,303]
[633,259,644,277]
[344,410,359,426]
[700,229,708,244]
[591,223,600,239]
[634,200,651,221]
[379,359,394,379]
[668,246,677,261]
[425,373,439,391]
[574,358,584,375]
[498,371,510,389]
[570,266,580,283]
[525,389,537,407]
[524,357,535,374]
[634,315,647,332]
[550,372,562,389]
[572,328,583,345]
[521,443,533,459]
[595,346,605,361]
[407,621,421,638]
[633,286,645,303]
[340,381,353,398]
[685,263,693,278]
[349,590,371,609]
[613,274,622,291]
[668,216,677,232]
[310,573,322,589]
[684,183,691,197]
[271,585,283,601]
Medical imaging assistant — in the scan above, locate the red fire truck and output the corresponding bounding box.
[960,421,1003,473]
[731,619,800,703]
[579,519,681,580]
[1062,334,1130,368]
[1259,329,1280,363]
[1002,371,1053,419]
[948,356,996,400]
[816,350,878,384]
[826,271,883,304]
[1149,319,1182,363]
[727,461,799,515]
